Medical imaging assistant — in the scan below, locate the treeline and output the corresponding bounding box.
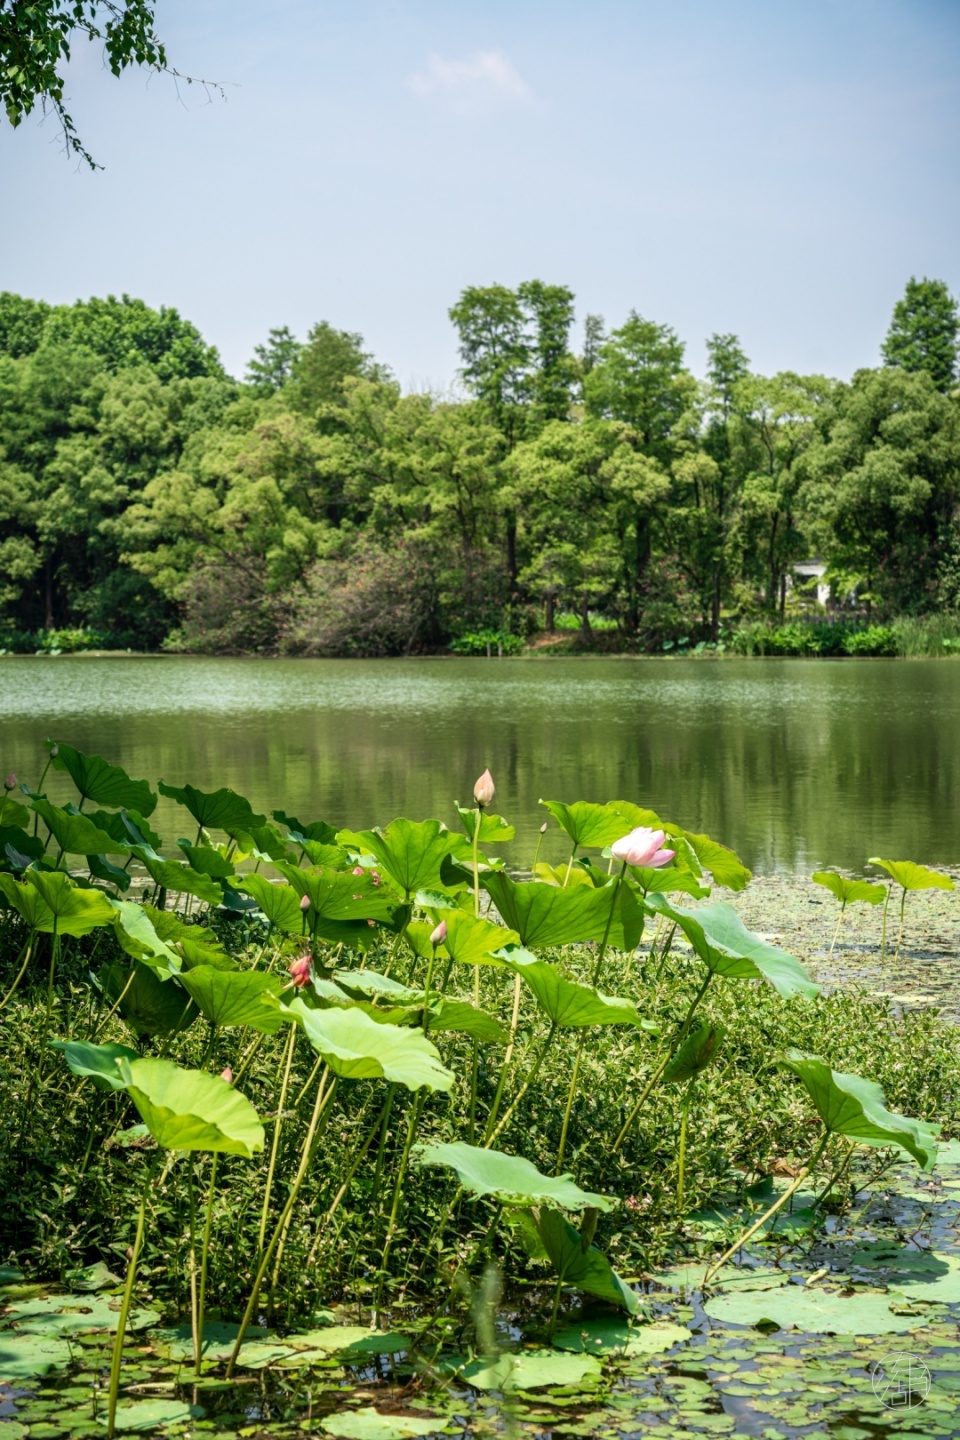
[0,278,958,655]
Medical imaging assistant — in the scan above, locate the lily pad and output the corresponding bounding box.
[0,1331,72,1379]
[453,1348,602,1391]
[5,1292,158,1334]
[704,1279,929,1333]
[98,1399,200,1431]
[321,1408,442,1439]
[552,1318,690,1356]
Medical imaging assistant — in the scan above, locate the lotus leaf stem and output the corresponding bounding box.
[258,1022,298,1254]
[196,1152,218,1375]
[106,1150,158,1438]
[611,970,713,1154]
[703,1132,829,1283]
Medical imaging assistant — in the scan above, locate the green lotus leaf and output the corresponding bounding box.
[49,1038,139,1092]
[158,780,266,834]
[285,997,452,1091]
[532,1207,639,1314]
[501,947,653,1029]
[0,792,30,828]
[482,871,644,950]
[275,863,402,925]
[232,874,306,932]
[177,841,235,879]
[532,861,596,888]
[176,965,284,1033]
[111,900,181,973]
[414,1140,612,1210]
[0,870,116,935]
[131,847,223,906]
[868,857,955,892]
[103,962,198,1038]
[88,852,132,892]
[646,894,819,999]
[224,822,294,863]
[85,806,163,852]
[117,1055,265,1156]
[425,1000,509,1044]
[662,1020,725,1083]
[455,804,516,844]
[336,818,470,896]
[141,906,231,969]
[781,1048,938,1168]
[628,864,711,899]
[1,824,43,867]
[408,908,517,966]
[333,969,422,1003]
[539,799,632,849]
[274,810,338,845]
[451,1349,602,1393]
[50,742,157,816]
[812,871,887,905]
[31,797,129,856]
[301,839,349,867]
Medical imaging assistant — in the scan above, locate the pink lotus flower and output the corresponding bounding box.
[288,955,312,988]
[429,919,447,948]
[473,768,495,808]
[610,826,675,869]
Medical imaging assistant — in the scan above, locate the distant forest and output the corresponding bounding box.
[0,277,958,655]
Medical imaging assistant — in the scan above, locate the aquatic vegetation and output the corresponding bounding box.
[0,739,957,1436]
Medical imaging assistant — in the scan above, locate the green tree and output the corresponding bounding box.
[516,280,577,423]
[245,326,302,394]
[583,311,695,464]
[882,277,959,394]
[801,366,960,612]
[287,322,388,414]
[1,1,168,167]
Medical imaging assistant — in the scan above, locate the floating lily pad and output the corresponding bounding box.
[321,1407,443,1439]
[0,1331,72,1379]
[452,1348,603,1391]
[97,1399,201,1430]
[5,1293,159,1334]
[552,1318,690,1356]
[704,1279,930,1333]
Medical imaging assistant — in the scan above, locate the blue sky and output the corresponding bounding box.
[2,0,958,387]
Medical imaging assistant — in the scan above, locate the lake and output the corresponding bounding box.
[1,654,958,876]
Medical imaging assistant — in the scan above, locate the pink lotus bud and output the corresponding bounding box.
[610,826,676,869]
[540,822,548,833]
[288,955,312,988]
[352,866,364,877]
[473,769,495,808]
[220,1066,233,1084]
[430,919,447,948]
[299,894,311,912]
[3,773,16,791]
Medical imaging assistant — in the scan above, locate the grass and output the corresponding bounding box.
[2,889,957,1330]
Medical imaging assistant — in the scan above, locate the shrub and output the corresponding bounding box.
[450,628,525,656]
[169,554,286,654]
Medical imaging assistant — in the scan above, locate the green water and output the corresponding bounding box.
[2,654,958,875]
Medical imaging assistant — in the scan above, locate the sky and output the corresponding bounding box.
[2,0,959,388]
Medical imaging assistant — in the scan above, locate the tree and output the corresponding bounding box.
[800,366,960,612]
[245,326,302,394]
[287,322,389,413]
[449,285,531,442]
[1,1,168,167]
[516,280,576,423]
[583,312,695,464]
[882,277,959,394]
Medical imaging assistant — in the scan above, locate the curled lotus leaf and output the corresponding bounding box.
[0,871,116,936]
[50,1038,139,1092]
[868,857,955,892]
[662,1020,725,1083]
[158,780,266,834]
[50,742,157,816]
[781,1048,938,1169]
[413,1140,612,1210]
[285,997,453,1092]
[500,947,654,1030]
[31,797,129,857]
[646,893,818,999]
[812,871,886,906]
[117,1055,265,1156]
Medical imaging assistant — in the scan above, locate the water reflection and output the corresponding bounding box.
[2,655,957,875]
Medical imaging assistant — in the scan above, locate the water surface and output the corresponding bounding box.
[2,654,957,875]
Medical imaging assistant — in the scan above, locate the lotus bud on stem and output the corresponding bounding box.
[288,955,312,989]
[3,773,15,791]
[429,919,447,949]
[473,768,495,809]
